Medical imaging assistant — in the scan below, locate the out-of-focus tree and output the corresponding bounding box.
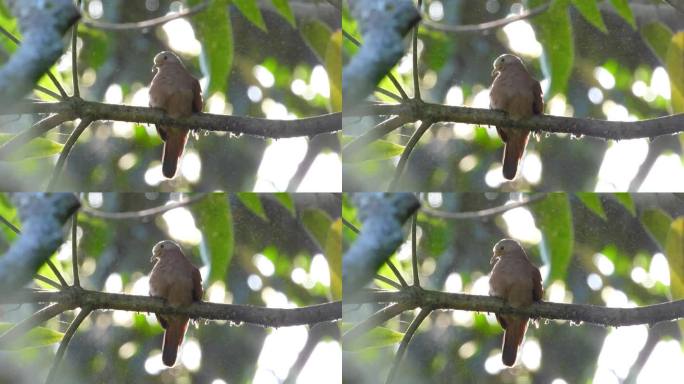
[342,192,684,383]
[0,192,341,383]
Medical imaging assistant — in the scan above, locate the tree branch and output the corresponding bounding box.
[388,119,433,191]
[79,193,208,219]
[45,306,92,384]
[422,3,550,33]
[345,102,684,141]
[348,288,684,327]
[3,289,341,327]
[0,0,79,107]
[343,302,411,344]
[82,1,210,30]
[421,194,546,219]
[386,307,431,384]
[45,118,92,191]
[70,213,79,288]
[5,99,340,138]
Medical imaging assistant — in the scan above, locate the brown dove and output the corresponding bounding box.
[488,239,542,367]
[149,51,203,179]
[149,240,203,367]
[489,54,543,180]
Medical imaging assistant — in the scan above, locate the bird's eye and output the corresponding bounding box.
[498,246,504,250]
[163,55,167,60]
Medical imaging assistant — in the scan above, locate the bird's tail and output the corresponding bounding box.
[162,128,188,179]
[502,131,529,180]
[162,317,188,367]
[502,316,528,367]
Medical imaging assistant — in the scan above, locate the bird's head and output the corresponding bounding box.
[152,51,183,72]
[491,54,525,77]
[491,238,524,265]
[151,240,182,263]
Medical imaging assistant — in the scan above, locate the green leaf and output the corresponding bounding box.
[570,0,607,33]
[273,193,295,216]
[237,193,267,221]
[300,19,332,63]
[640,209,673,249]
[326,30,342,112]
[0,323,64,350]
[576,193,606,220]
[191,0,233,96]
[613,193,635,216]
[233,0,266,31]
[609,0,636,29]
[343,326,404,351]
[0,134,63,161]
[326,219,342,300]
[665,218,684,335]
[0,194,18,242]
[270,0,296,27]
[530,0,574,97]
[666,32,684,113]
[302,208,333,251]
[641,22,673,63]
[342,136,405,163]
[532,194,574,282]
[192,193,233,284]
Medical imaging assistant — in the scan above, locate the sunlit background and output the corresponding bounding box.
[0,193,341,383]
[342,0,683,191]
[342,192,684,383]
[0,1,341,192]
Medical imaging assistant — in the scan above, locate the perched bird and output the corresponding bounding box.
[488,239,543,367]
[148,240,203,367]
[489,54,543,180]
[148,51,203,178]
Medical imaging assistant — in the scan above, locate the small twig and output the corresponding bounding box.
[35,86,62,100]
[411,0,422,101]
[82,2,210,30]
[71,213,79,288]
[375,274,402,290]
[422,3,550,33]
[386,307,431,384]
[70,22,79,97]
[375,87,403,102]
[385,260,408,288]
[342,30,409,100]
[388,119,433,191]
[343,302,412,344]
[45,118,92,191]
[0,25,68,99]
[0,302,71,347]
[342,217,360,234]
[411,213,419,287]
[45,307,92,384]
[344,115,414,161]
[0,214,20,234]
[80,193,208,219]
[34,275,63,290]
[422,194,546,219]
[45,260,68,288]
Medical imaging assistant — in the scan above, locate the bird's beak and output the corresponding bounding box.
[490,253,500,265]
[151,63,158,73]
[491,68,499,78]
[151,245,161,263]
